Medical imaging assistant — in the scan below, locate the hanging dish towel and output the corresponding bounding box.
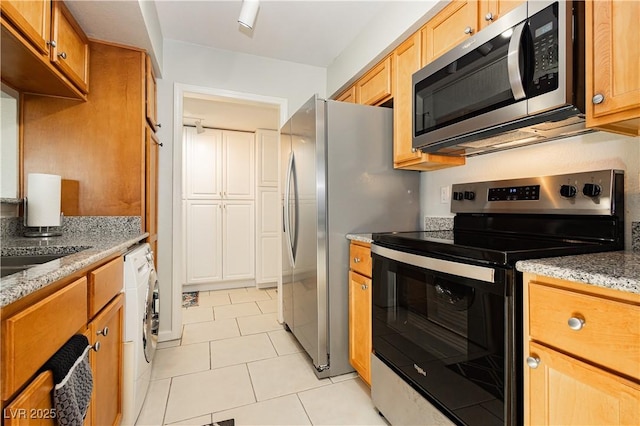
[43,334,93,426]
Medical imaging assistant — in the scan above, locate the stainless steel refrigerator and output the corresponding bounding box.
[281,94,420,378]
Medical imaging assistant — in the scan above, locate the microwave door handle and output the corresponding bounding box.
[507,21,527,101]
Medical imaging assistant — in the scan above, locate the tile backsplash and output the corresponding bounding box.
[1,216,141,238]
[424,216,454,231]
[633,222,639,251]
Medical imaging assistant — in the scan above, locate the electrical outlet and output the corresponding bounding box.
[440,186,450,203]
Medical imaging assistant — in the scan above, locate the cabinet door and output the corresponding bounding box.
[356,55,392,106]
[0,0,51,55]
[145,55,158,131]
[336,85,356,103]
[586,0,640,136]
[3,371,55,426]
[256,129,279,187]
[185,200,223,283]
[479,0,523,30]
[184,127,223,199]
[526,342,640,426]
[223,131,255,199]
[423,0,478,65]
[146,126,159,258]
[256,188,279,285]
[89,294,123,426]
[50,0,89,93]
[223,201,255,280]
[349,271,372,386]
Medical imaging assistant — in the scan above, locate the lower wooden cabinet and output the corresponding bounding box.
[3,371,55,426]
[88,293,123,426]
[348,241,373,385]
[523,273,640,425]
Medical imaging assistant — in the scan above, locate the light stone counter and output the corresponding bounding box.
[516,251,640,295]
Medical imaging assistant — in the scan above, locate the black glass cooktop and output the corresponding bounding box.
[372,230,615,267]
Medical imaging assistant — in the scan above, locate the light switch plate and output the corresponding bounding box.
[440,186,450,204]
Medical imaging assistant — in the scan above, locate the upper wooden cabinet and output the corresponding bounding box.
[393,33,465,170]
[0,0,89,99]
[336,85,356,103]
[523,273,640,425]
[50,0,89,93]
[356,55,392,106]
[585,0,640,137]
[478,0,523,30]
[422,0,478,65]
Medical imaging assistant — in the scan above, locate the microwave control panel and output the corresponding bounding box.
[529,2,559,96]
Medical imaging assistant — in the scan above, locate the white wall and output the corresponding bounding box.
[1,87,19,199]
[420,131,640,249]
[155,39,327,340]
[327,0,444,96]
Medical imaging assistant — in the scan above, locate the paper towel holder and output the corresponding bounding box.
[23,197,63,238]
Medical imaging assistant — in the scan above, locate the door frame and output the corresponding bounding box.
[171,83,288,338]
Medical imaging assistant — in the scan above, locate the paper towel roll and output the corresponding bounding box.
[27,173,62,227]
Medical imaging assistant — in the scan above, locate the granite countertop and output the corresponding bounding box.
[1,230,147,308]
[516,251,640,295]
[346,233,374,244]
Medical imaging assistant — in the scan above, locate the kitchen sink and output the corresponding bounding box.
[0,254,69,278]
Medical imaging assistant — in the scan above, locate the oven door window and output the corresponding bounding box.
[372,255,505,425]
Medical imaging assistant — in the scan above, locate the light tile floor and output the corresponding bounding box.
[136,287,389,426]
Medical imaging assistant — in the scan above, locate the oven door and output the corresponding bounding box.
[371,244,513,426]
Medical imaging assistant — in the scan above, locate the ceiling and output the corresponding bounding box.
[66,0,393,132]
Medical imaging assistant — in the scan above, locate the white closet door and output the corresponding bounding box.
[256,129,279,187]
[185,200,222,283]
[223,131,255,199]
[223,201,255,280]
[185,127,222,199]
[256,188,280,284]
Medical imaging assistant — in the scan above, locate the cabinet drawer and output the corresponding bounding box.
[88,257,123,318]
[529,282,640,379]
[1,277,87,400]
[349,243,372,278]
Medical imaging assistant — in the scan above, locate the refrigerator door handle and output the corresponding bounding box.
[284,152,296,267]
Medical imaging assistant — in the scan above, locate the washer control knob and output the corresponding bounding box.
[582,183,601,197]
[560,185,577,198]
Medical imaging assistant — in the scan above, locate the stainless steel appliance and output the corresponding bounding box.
[371,170,624,426]
[280,94,420,378]
[412,1,587,157]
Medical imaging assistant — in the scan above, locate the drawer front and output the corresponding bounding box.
[88,256,124,318]
[529,282,640,379]
[2,277,87,400]
[349,243,372,278]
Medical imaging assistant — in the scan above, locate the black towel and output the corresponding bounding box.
[43,334,93,426]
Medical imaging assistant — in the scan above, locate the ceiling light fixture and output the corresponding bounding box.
[238,0,260,30]
[195,120,205,134]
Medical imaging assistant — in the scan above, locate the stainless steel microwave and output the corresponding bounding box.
[412,1,588,157]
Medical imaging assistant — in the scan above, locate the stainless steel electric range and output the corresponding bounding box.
[370,169,624,426]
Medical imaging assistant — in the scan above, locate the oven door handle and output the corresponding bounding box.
[371,244,496,283]
[507,21,527,101]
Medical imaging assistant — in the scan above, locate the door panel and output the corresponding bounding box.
[223,201,255,280]
[185,200,222,283]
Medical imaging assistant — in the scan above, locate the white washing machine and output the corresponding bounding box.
[122,243,159,425]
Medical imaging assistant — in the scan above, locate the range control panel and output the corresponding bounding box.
[450,170,623,215]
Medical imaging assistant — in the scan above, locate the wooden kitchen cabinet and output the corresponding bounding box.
[145,55,159,131]
[1,0,89,99]
[478,0,523,30]
[146,126,159,265]
[585,0,640,136]
[348,241,373,385]
[335,85,356,103]
[88,294,123,426]
[356,56,392,106]
[523,273,640,425]
[422,0,478,65]
[392,32,465,171]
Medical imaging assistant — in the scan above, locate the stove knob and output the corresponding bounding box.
[464,191,475,200]
[453,191,464,201]
[582,183,601,198]
[560,185,577,198]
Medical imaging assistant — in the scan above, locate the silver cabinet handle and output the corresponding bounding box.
[485,12,494,21]
[58,52,67,59]
[92,341,101,352]
[526,356,540,369]
[592,94,605,104]
[361,284,368,290]
[353,257,361,263]
[411,147,417,153]
[97,326,109,336]
[464,26,474,35]
[47,40,57,47]
[568,316,585,331]
[157,123,162,128]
